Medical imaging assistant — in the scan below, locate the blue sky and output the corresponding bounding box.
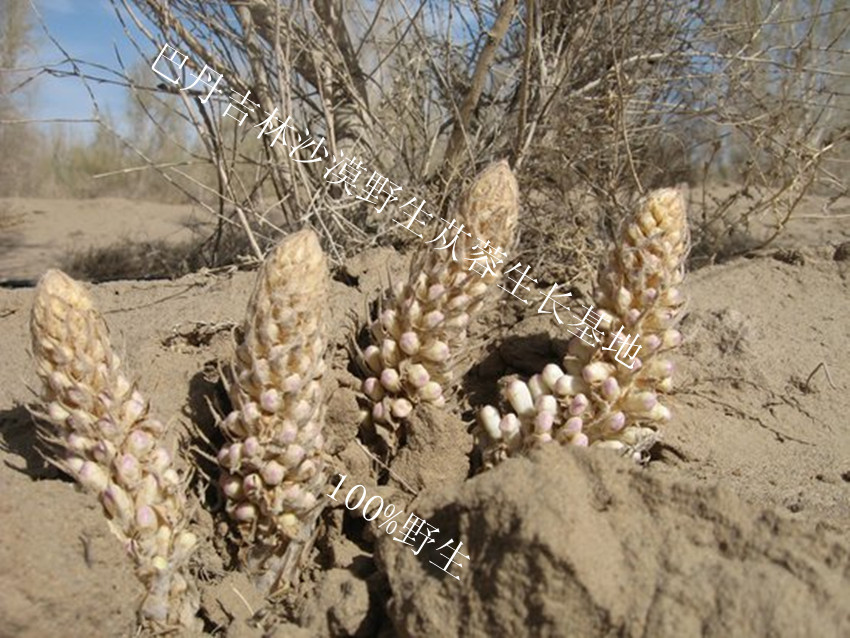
[29,0,149,132]
[25,0,492,136]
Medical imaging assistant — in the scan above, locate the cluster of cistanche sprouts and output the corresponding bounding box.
[27,163,689,630]
[477,187,689,466]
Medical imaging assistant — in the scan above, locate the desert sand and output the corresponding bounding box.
[0,197,209,285]
[1,193,850,637]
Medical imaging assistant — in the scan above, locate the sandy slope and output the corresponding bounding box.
[1,197,849,637]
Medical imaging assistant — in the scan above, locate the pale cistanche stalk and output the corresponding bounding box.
[219,229,329,595]
[29,269,200,632]
[359,160,519,455]
[478,187,690,466]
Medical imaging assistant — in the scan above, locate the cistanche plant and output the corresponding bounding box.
[357,160,519,456]
[29,269,200,632]
[217,229,330,595]
[478,187,690,467]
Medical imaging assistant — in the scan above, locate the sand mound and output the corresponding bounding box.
[379,446,850,637]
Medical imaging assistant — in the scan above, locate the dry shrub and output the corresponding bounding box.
[61,239,202,283]
[60,224,257,282]
[13,0,847,274]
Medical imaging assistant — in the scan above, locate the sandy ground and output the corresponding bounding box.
[1,193,850,637]
[0,197,208,284]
